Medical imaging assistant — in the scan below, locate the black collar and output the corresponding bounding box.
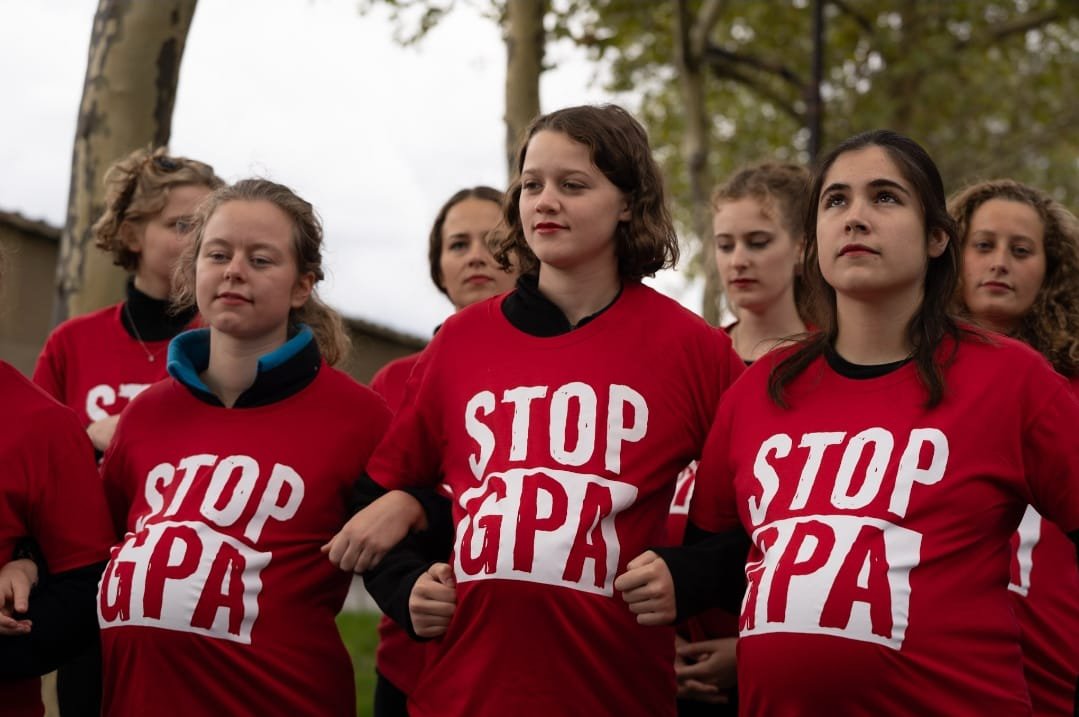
[122,277,197,341]
[500,274,622,337]
[825,344,912,379]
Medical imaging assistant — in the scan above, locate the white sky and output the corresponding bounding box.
[0,0,703,338]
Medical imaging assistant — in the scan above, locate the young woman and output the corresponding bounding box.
[96,179,390,716]
[0,248,115,717]
[713,162,810,362]
[670,162,812,715]
[33,146,222,451]
[330,104,744,717]
[364,186,518,716]
[621,131,1079,715]
[952,179,1079,716]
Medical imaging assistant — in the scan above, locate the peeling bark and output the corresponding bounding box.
[55,0,198,324]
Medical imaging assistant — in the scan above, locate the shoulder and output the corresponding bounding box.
[0,362,85,440]
[319,365,391,412]
[370,352,422,392]
[46,303,121,342]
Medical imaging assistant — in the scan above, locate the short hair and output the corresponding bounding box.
[950,179,1079,376]
[92,146,223,270]
[172,179,350,366]
[495,104,678,281]
[427,186,504,295]
[770,130,962,408]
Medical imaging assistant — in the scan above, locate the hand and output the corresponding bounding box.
[675,636,737,703]
[409,562,456,639]
[0,559,38,636]
[323,491,425,573]
[87,415,121,452]
[614,550,676,626]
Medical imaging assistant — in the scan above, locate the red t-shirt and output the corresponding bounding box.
[97,365,390,716]
[367,283,743,717]
[32,303,187,426]
[0,362,114,717]
[692,335,1079,716]
[368,351,431,695]
[1007,374,1079,716]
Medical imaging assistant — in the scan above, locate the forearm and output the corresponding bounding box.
[652,523,750,621]
[0,561,106,680]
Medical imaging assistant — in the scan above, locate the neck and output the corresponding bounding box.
[973,313,1018,336]
[200,327,288,408]
[536,262,621,327]
[834,291,920,364]
[730,290,806,361]
[133,272,170,301]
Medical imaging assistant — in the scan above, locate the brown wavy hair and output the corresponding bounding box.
[712,162,811,322]
[768,130,962,409]
[950,179,1079,377]
[495,104,678,280]
[171,179,350,366]
[427,186,506,295]
[92,146,222,270]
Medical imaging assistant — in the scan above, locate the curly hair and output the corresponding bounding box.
[712,162,811,322]
[92,146,223,270]
[950,179,1079,377]
[494,104,678,281]
[427,186,505,295]
[768,130,962,409]
[171,179,350,366]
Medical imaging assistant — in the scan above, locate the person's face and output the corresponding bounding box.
[195,200,313,344]
[960,198,1046,333]
[128,183,212,299]
[518,130,630,276]
[438,198,518,311]
[714,197,802,315]
[816,145,947,305]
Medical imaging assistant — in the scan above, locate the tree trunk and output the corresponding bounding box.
[674,0,724,325]
[54,0,198,325]
[503,0,546,176]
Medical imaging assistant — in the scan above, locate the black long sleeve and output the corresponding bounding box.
[652,522,750,622]
[346,473,456,640]
[0,561,106,680]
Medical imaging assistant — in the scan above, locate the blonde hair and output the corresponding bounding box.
[950,179,1079,377]
[172,179,350,366]
[92,146,223,270]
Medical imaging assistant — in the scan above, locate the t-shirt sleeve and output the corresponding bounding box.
[99,411,135,538]
[28,405,114,572]
[31,328,66,405]
[689,392,741,535]
[366,338,445,491]
[1022,372,1079,533]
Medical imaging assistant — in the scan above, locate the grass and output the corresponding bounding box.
[338,610,381,717]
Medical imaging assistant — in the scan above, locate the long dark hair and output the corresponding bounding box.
[768,130,961,408]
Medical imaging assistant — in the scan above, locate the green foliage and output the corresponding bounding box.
[552,0,1079,280]
[338,610,381,717]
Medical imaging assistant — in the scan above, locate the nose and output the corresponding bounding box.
[730,241,750,269]
[843,198,869,233]
[466,237,490,266]
[988,246,1010,274]
[534,184,559,214]
[224,254,245,281]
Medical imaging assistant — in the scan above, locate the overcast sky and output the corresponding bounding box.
[0,0,703,338]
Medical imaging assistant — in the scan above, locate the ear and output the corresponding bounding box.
[291,272,315,309]
[618,195,631,223]
[120,221,143,254]
[927,228,949,259]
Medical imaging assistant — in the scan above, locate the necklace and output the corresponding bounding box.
[123,301,161,363]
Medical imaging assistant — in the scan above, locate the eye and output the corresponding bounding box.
[875,191,899,204]
[1012,245,1034,258]
[448,239,468,252]
[561,180,585,191]
[822,193,845,208]
[715,241,734,253]
[204,249,228,262]
[749,238,772,250]
[521,179,542,192]
[970,239,993,252]
[250,255,274,268]
[174,219,192,233]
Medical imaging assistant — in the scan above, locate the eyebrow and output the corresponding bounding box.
[202,237,285,254]
[821,178,913,198]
